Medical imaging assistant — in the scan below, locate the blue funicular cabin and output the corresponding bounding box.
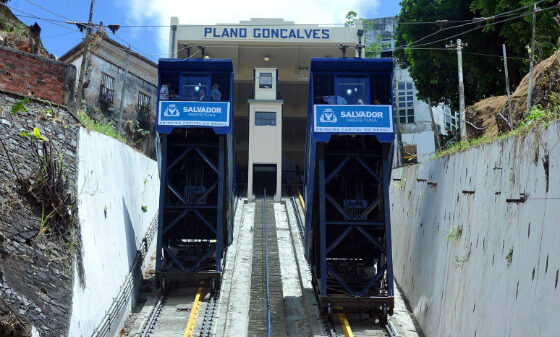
[156,58,234,288]
[304,57,395,321]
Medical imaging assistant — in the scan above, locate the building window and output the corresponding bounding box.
[138,92,151,128]
[445,106,459,131]
[255,111,276,126]
[99,73,114,103]
[397,82,414,124]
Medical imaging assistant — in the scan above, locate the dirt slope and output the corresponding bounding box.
[467,50,560,138]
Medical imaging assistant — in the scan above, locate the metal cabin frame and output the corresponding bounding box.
[156,59,234,287]
[304,58,395,317]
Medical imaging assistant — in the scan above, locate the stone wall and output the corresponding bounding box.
[389,122,560,337]
[0,92,80,336]
[0,46,76,106]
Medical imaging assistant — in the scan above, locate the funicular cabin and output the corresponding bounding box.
[304,58,395,322]
[156,59,234,289]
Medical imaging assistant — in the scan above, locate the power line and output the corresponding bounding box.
[399,1,544,50]
[398,4,559,51]
[0,2,81,32]
[404,47,531,60]
[23,0,73,21]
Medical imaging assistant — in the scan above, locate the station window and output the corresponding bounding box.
[397,82,414,124]
[445,106,459,131]
[181,74,210,100]
[99,73,114,103]
[255,111,276,126]
[259,73,273,89]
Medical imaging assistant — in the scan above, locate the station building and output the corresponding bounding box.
[166,18,366,199]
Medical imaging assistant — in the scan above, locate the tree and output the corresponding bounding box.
[345,10,381,58]
[395,0,559,109]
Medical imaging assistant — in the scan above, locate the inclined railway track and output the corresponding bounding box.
[132,194,402,337]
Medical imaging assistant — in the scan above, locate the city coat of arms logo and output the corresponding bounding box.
[163,104,180,117]
[319,108,337,123]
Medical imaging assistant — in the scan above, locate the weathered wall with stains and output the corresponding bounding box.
[69,128,159,337]
[390,122,559,337]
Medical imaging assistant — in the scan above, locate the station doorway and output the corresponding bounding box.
[252,164,277,197]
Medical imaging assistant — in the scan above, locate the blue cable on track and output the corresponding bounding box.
[264,189,271,337]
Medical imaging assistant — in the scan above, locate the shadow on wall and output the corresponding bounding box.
[122,198,137,270]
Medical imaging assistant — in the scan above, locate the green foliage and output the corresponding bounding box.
[19,127,46,141]
[505,247,513,267]
[37,205,55,239]
[141,205,148,213]
[345,10,382,57]
[435,101,559,158]
[395,0,559,110]
[446,225,463,244]
[79,111,126,143]
[135,120,151,137]
[345,11,358,27]
[10,97,29,115]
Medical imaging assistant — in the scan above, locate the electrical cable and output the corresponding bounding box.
[398,0,548,49]
[398,3,560,50]
[23,0,74,21]
[0,2,81,32]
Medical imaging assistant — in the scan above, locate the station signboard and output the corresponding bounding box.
[158,101,230,128]
[313,104,393,133]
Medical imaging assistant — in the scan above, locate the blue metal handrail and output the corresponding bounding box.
[264,189,271,337]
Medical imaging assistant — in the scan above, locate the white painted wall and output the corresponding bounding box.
[248,101,283,201]
[389,122,560,337]
[69,128,160,336]
[401,130,436,163]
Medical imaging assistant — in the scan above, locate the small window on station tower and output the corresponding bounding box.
[259,73,273,88]
[255,111,276,126]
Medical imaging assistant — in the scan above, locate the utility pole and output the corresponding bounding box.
[117,46,130,134]
[502,44,513,127]
[392,60,404,166]
[75,0,96,109]
[526,3,538,114]
[427,98,441,151]
[447,39,468,141]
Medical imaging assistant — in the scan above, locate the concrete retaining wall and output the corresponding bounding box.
[69,128,159,337]
[390,122,560,337]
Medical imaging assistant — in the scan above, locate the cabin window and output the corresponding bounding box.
[335,76,369,104]
[313,73,335,104]
[182,74,210,100]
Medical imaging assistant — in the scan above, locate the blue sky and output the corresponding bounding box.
[6,0,401,61]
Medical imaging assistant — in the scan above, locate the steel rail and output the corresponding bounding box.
[140,294,166,337]
[199,293,216,337]
[263,189,272,337]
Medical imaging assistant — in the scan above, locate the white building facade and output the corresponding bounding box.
[365,17,458,164]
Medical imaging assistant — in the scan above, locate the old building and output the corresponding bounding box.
[60,31,158,130]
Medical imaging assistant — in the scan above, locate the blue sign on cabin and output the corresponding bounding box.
[158,101,231,128]
[313,104,393,133]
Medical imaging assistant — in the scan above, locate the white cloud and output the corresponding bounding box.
[122,0,379,55]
